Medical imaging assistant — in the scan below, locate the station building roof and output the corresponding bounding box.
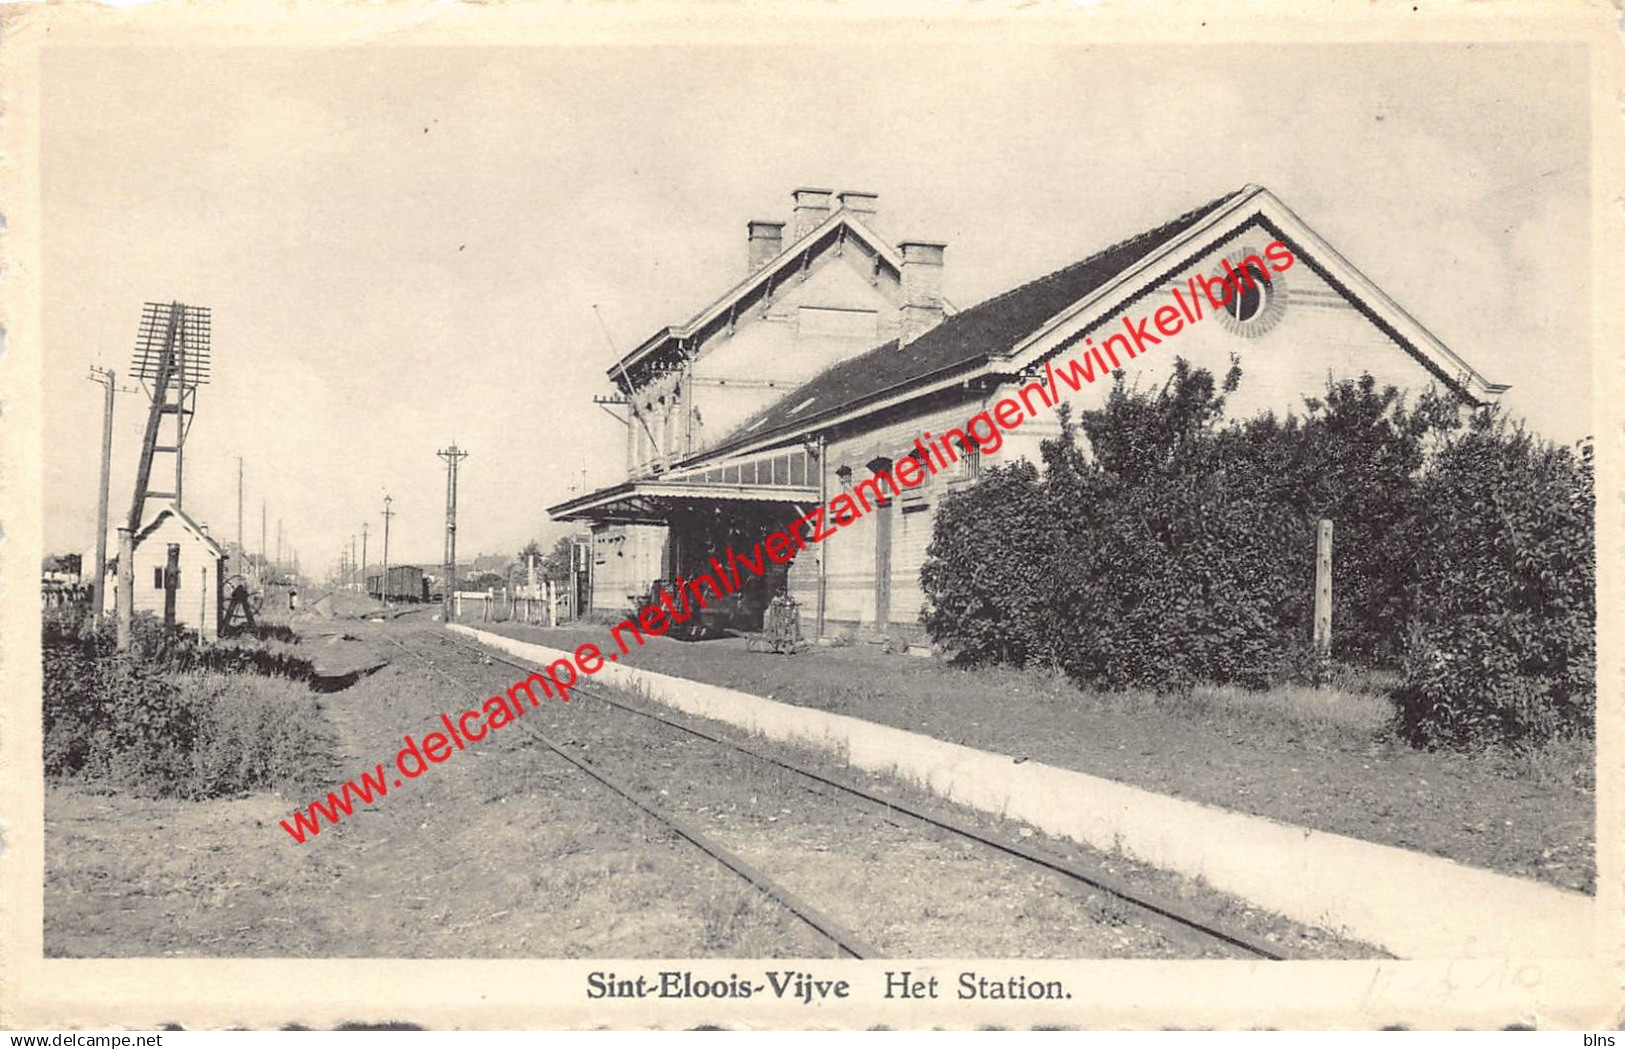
[552,183,1510,523]
[697,187,1248,461]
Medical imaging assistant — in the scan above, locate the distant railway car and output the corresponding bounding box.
[366,564,427,603]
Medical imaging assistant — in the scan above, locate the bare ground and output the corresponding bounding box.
[45,619,1381,959]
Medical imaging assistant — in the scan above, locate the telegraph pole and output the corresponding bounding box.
[438,444,468,619]
[381,495,394,607]
[87,367,119,619]
[260,501,267,584]
[361,522,369,596]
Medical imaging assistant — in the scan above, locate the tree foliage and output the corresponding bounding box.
[519,537,579,584]
[1393,416,1594,746]
[920,458,1055,667]
[920,359,1594,748]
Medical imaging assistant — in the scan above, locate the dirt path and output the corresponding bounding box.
[47,624,826,958]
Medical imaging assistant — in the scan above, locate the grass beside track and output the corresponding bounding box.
[473,620,1595,895]
[45,619,1383,959]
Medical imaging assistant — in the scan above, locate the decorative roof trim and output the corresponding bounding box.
[1004,185,1508,405]
[587,184,1510,489]
[133,502,227,559]
[606,211,954,384]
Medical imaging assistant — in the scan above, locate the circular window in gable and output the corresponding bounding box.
[1214,246,1287,338]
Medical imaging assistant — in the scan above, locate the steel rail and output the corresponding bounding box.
[383,634,875,960]
[434,628,1293,961]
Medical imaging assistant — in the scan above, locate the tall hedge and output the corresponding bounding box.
[1393,417,1594,746]
[919,358,1595,748]
[919,459,1056,667]
[1039,361,1311,690]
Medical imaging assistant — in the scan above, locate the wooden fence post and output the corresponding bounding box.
[1314,518,1333,685]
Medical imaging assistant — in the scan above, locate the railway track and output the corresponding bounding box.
[386,627,1290,962]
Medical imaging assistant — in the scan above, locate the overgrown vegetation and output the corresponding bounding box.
[921,360,1595,750]
[1394,419,1595,747]
[43,608,332,799]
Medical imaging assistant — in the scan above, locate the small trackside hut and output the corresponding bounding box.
[550,184,1505,644]
[112,502,228,639]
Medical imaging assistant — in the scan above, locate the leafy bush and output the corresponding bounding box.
[173,640,314,680]
[1264,377,1463,665]
[920,358,1596,750]
[109,614,314,679]
[43,613,330,797]
[925,361,1326,689]
[1045,361,1322,690]
[43,644,202,791]
[238,622,299,644]
[183,672,334,798]
[920,459,1056,667]
[1393,418,1594,747]
[41,600,93,645]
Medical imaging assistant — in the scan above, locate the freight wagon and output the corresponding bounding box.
[366,565,429,603]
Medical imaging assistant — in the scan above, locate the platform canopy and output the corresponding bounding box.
[548,445,819,525]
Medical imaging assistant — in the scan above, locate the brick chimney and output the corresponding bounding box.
[791,187,834,239]
[836,190,878,225]
[747,219,785,273]
[897,240,947,345]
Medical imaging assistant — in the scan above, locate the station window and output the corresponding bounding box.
[865,457,895,508]
[900,450,933,511]
[1225,260,1273,323]
[942,433,980,482]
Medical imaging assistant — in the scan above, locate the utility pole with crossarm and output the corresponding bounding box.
[438,444,468,619]
[381,495,394,607]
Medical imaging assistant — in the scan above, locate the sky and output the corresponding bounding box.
[39,38,1591,573]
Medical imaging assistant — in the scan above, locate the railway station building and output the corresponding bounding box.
[548,184,1505,642]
